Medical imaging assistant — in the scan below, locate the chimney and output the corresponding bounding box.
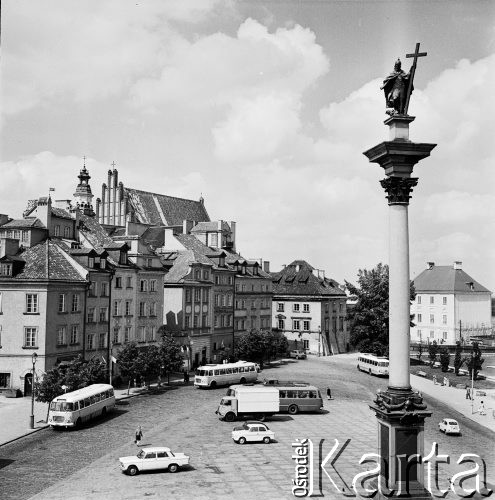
[427,262,435,270]
[0,214,9,227]
[229,221,236,251]
[454,261,462,270]
[36,196,52,230]
[218,220,223,230]
[263,261,270,273]
[0,237,20,258]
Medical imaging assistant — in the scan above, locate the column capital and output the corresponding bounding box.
[380,177,418,205]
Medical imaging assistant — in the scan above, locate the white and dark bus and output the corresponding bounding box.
[48,383,115,428]
[357,353,389,376]
[194,361,259,388]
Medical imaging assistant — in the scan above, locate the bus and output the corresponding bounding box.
[357,353,389,377]
[48,383,115,429]
[194,361,259,388]
[277,384,324,415]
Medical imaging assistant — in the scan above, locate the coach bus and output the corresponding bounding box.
[194,361,259,388]
[357,353,389,377]
[48,383,115,429]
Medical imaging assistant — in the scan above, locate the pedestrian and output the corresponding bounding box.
[326,387,333,400]
[478,401,486,416]
[465,386,471,400]
[135,425,143,445]
[183,370,187,384]
[186,371,190,383]
[432,375,437,385]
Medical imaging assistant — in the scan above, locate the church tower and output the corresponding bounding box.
[73,160,95,216]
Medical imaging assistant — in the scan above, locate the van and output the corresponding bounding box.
[289,350,307,360]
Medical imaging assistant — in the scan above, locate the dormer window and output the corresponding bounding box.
[88,257,95,268]
[219,256,225,267]
[119,251,127,265]
[100,258,106,270]
[0,263,12,276]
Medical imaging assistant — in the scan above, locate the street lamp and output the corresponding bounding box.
[29,352,38,429]
[317,326,321,357]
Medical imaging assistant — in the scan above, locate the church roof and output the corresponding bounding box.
[271,260,345,297]
[413,265,491,294]
[124,188,210,226]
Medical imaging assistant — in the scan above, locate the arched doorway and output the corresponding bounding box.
[24,373,33,397]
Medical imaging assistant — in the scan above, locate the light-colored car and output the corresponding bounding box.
[232,421,275,444]
[438,419,461,435]
[119,447,190,476]
[289,350,307,360]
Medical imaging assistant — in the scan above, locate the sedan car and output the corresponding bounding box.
[232,421,275,444]
[289,350,307,360]
[438,419,461,435]
[119,447,190,476]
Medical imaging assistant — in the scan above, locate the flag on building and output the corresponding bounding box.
[111,355,117,363]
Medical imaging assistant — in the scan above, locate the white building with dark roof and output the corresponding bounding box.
[411,261,492,345]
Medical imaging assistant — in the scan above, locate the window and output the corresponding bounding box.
[442,296,447,305]
[150,279,157,292]
[228,276,234,285]
[126,276,132,288]
[214,315,219,327]
[442,331,448,340]
[70,325,79,344]
[429,330,434,339]
[139,302,147,317]
[87,307,95,323]
[88,257,95,268]
[442,315,447,325]
[339,318,344,331]
[222,295,226,307]
[125,300,132,316]
[124,327,131,343]
[194,288,201,302]
[146,258,152,267]
[430,296,434,304]
[57,326,67,346]
[0,263,12,276]
[278,319,285,330]
[150,326,156,341]
[227,294,233,307]
[71,294,80,312]
[22,231,29,243]
[429,314,434,324]
[303,340,309,349]
[0,373,11,388]
[417,329,421,338]
[89,281,97,296]
[293,303,300,312]
[150,302,157,317]
[211,233,218,247]
[54,225,60,236]
[185,289,192,303]
[202,314,208,327]
[113,327,120,344]
[215,294,220,307]
[87,334,94,350]
[26,294,39,313]
[417,295,422,304]
[115,277,122,288]
[138,326,145,341]
[303,304,310,313]
[24,327,37,347]
[241,284,246,292]
[99,307,108,322]
[101,282,109,297]
[185,315,191,328]
[140,280,148,292]
[293,320,300,330]
[98,333,106,349]
[64,226,70,238]
[203,270,209,280]
[113,300,121,316]
[215,276,220,285]
[303,320,310,331]
[194,315,199,328]
[195,269,201,280]
[417,314,422,323]
[58,294,66,313]
[202,288,209,302]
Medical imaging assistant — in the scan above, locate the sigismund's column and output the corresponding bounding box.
[363,46,436,499]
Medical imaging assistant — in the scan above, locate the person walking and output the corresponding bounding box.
[465,386,471,400]
[135,425,143,445]
[326,387,333,400]
[478,401,486,416]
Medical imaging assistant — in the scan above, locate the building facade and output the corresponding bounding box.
[411,261,492,345]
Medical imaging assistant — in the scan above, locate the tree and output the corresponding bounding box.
[439,347,450,372]
[454,341,464,375]
[34,366,64,421]
[159,334,184,384]
[265,330,289,364]
[117,342,141,386]
[464,342,484,380]
[417,339,425,361]
[345,263,415,356]
[234,329,269,367]
[428,340,439,365]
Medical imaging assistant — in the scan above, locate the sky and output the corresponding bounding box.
[1,0,495,292]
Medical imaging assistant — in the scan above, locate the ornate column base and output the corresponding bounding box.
[370,388,432,499]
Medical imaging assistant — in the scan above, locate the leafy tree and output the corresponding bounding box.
[159,334,184,383]
[345,263,415,356]
[464,342,484,380]
[454,341,464,375]
[417,340,425,361]
[265,330,289,363]
[117,341,141,385]
[234,329,269,367]
[428,340,439,365]
[439,347,450,372]
[34,366,64,421]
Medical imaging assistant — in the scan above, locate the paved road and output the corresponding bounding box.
[0,356,493,500]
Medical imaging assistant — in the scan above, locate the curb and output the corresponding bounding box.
[0,425,49,448]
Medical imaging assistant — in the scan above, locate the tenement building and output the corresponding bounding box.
[411,261,492,345]
[271,260,348,355]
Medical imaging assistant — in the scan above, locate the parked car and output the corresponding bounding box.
[438,418,461,435]
[119,447,189,476]
[289,350,307,360]
[232,421,275,444]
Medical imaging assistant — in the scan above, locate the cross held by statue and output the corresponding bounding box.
[404,42,427,114]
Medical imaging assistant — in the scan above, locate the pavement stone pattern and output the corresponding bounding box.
[1,354,493,500]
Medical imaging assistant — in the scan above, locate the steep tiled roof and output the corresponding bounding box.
[271,260,345,297]
[1,218,46,229]
[163,250,196,283]
[12,240,86,281]
[78,213,114,249]
[125,188,210,226]
[51,207,73,220]
[141,227,166,249]
[413,266,491,294]
[174,234,218,266]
